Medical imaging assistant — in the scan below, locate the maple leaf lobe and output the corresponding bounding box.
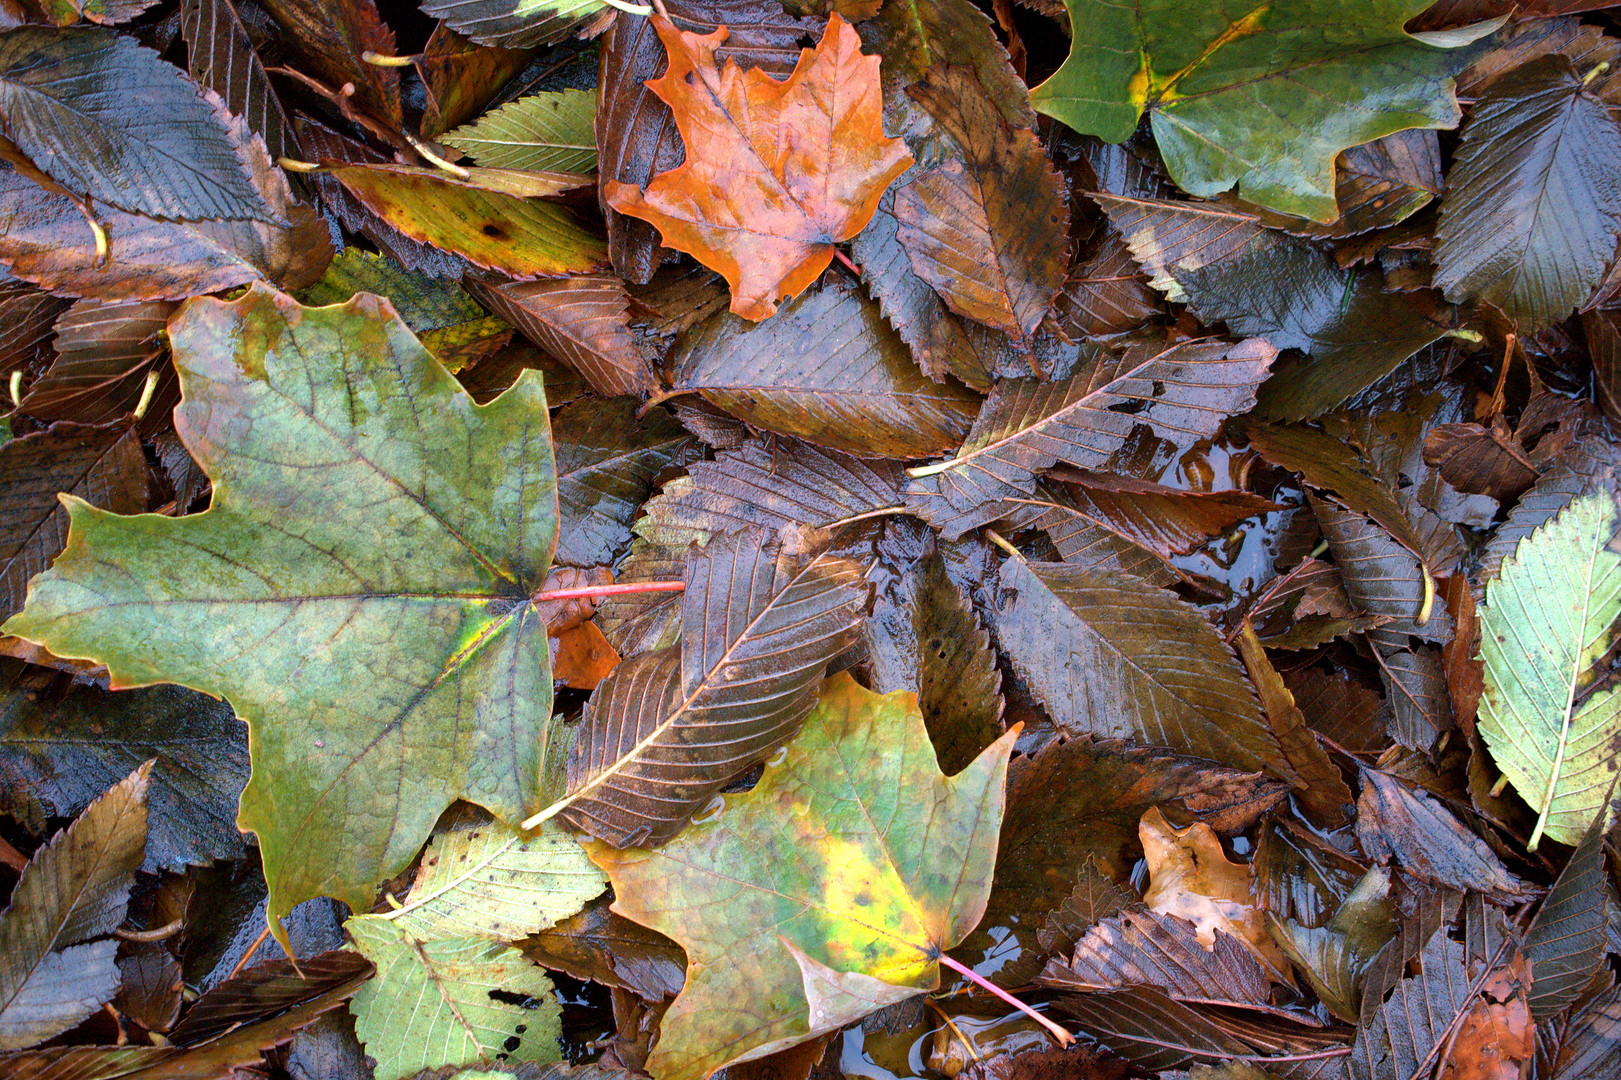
[604,13,913,321]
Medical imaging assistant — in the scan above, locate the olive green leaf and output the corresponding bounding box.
[2,283,559,946]
[587,673,1019,1080]
[1479,489,1621,849]
[1030,0,1492,220]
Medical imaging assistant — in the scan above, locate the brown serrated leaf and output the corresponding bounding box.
[1356,769,1529,899]
[180,0,300,164]
[18,299,178,437]
[416,24,535,139]
[1040,908,1274,1011]
[552,530,867,846]
[0,276,69,376]
[1054,226,1160,339]
[906,337,1276,531]
[257,0,401,128]
[892,66,1067,350]
[669,275,978,458]
[0,423,147,621]
[471,273,654,396]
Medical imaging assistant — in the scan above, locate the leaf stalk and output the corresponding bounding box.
[935,952,1073,1046]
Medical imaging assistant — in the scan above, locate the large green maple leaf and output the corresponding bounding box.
[2,283,558,945]
[588,672,1019,1080]
[1030,0,1491,221]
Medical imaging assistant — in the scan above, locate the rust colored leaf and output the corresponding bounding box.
[892,65,1067,350]
[552,622,621,691]
[18,299,179,437]
[257,0,401,128]
[0,281,69,376]
[1054,227,1160,339]
[603,13,913,320]
[1040,908,1274,1011]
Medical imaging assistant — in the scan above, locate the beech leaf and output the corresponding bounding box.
[1478,489,1621,849]
[586,672,1019,1080]
[2,284,561,945]
[603,13,913,320]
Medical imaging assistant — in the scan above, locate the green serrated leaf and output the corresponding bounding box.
[381,820,606,944]
[1,283,560,945]
[348,918,561,1080]
[1031,0,1490,220]
[1479,489,1621,850]
[444,91,598,173]
[420,0,614,49]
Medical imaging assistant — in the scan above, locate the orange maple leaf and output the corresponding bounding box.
[604,13,913,321]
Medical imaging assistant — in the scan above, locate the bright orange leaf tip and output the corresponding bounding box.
[604,13,913,321]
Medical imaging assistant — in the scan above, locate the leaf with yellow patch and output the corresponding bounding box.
[587,672,1018,1080]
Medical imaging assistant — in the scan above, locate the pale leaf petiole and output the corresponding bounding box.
[935,952,1073,1046]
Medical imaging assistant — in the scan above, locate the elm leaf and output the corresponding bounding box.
[1,283,561,946]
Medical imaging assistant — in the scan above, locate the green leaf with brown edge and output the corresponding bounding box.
[0,163,332,302]
[421,0,614,49]
[1479,489,1621,850]
[0,27,276,223]
[548,529,868,847]
[1524,806,1612,1021]
[179,0,300,164]
[892,65,1067,352]
[0,763,149,1050]
[1436,56,1621,328]
[1030,0,1487,221]
[637,436,904,549]
[0,422,146,622]
[17,300,180,436]
[551,397,694,568]
[990,556,1280,776]
[470,274,655,397]
[1,283,560,949]
[864,550,1004,775]
[322,163,607,280]
[670,275,979,459]
[444,90,598,173]
[0,658,247,872]
[586,672,1019,1080]
[297,250,509,374]
[904,337,1276,533]
[1234,623,1354,829]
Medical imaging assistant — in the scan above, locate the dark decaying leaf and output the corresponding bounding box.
[638,436,904,547]
[1054,227,1160,339]
[1524,808,1613,1021]
[1350,926,1477,1080]
[470,273,655,396]
[1037,859,1140,960]
[1096,194,1449,420]
[0,423,146,622]
[552,398,694,567]
[1309,497,1448,646]
[523,893,687,1001]
[1028,473,1278,560]
[0,764,148,1051]
[905,336,1276,528]
[0,27,275,223]
[864,551,1004,775]
[1040,910,1274,1011]
[256,0,400,128]
[321,164,607,279]
[595,543,687,657]
[1355,769,1528,899]
[1031,487,1190,588]
[1436,56,1621,327]
[556,530,867,846]
[991,556,1280,776]
[1288,666,1389,755]
[0,164,331,301]
[17,300,179,436]
[114,941,182,1034]
[421,0,615,49]
[414,23,535,141]
[1234,623,1354,829]
[0,659,247,872]
[670,275,979,458]
[596,0,819,283]
[1047,988,1256,1073]
[891,65,1067,351]
[956,734,1285,985]
[1586,309,1621,431]
[1545,980,1621,1078]
[166,950,373,1046]
[1421,418,1540,503]
[179,0,299,164]
[0,281,69,375]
